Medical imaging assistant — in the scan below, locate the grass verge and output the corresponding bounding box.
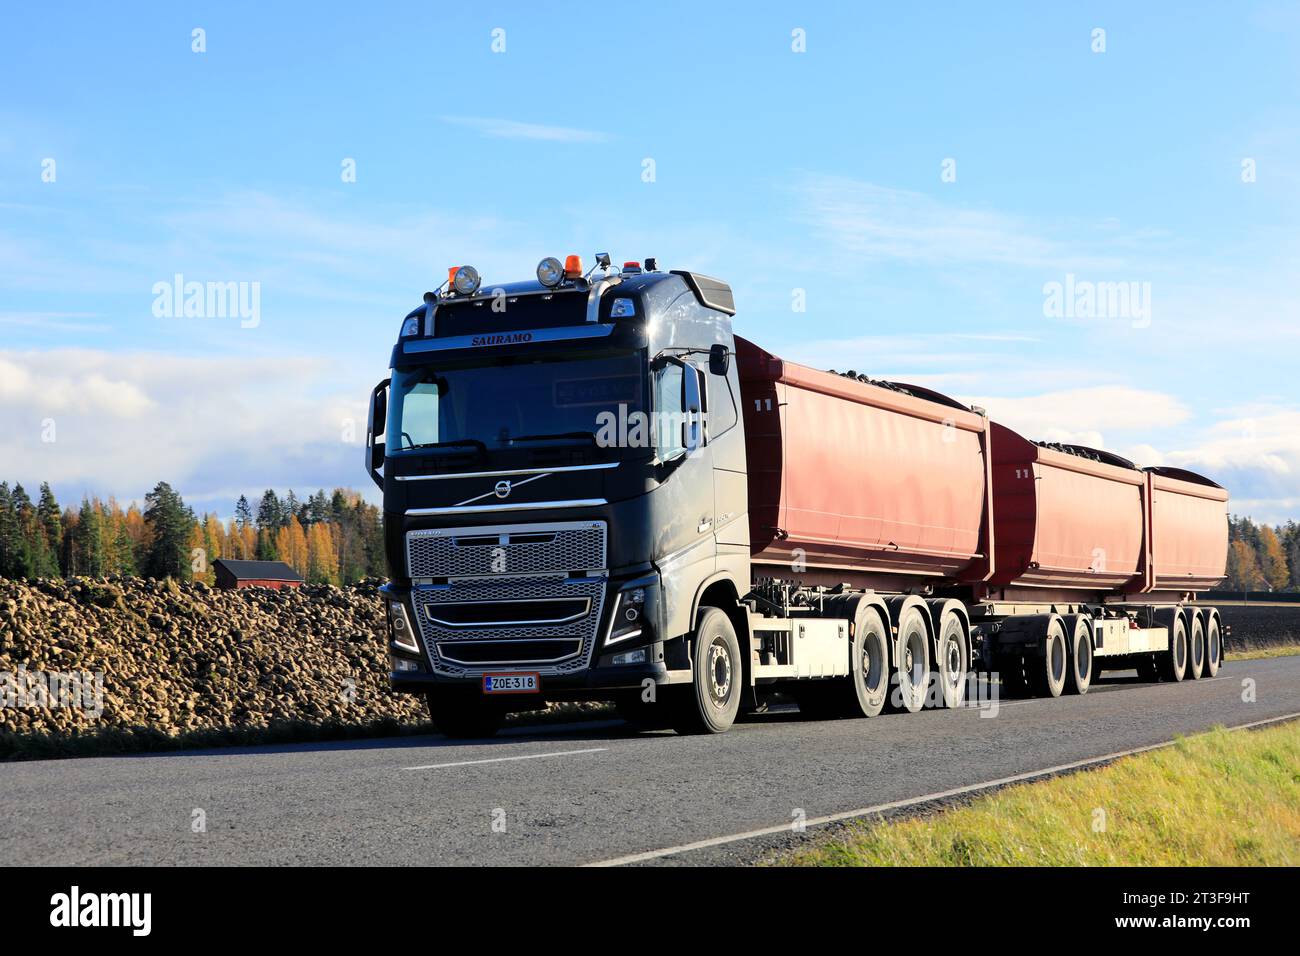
[780,719,1300,866]
[1229,643,1300,660]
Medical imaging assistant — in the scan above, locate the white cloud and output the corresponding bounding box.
[440,116,609,143]
[964,386,1191,449]
[0,349,375,514]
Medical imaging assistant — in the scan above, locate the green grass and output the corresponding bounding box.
[780,720,1300,866]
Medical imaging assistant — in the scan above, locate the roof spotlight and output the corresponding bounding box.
[536,256,564,288]
[452,265,481,296]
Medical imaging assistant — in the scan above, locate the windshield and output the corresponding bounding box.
[386,352,647,453]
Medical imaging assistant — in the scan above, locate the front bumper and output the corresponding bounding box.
[382,574,669,697]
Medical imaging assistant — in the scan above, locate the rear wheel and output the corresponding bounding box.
[933,610,969,709]
[670,607,742,735]
[425,692,503,739]
[1065,616,1093,695]
[851,606,892,717]
[1203,615,1222,678]
[888,607,930,713]
[1158,615,1188,682]
[1028,617,1068,698]
[1187,616,1205,680]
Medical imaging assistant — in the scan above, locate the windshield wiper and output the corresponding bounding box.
[403,438,487,453]
[506,432,597,445]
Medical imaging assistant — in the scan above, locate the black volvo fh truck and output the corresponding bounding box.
[368,255,754,737]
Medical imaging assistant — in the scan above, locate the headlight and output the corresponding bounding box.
[452,265,481,295]
[605,577,658,648]
[400,316,420,337]
[388,599,420,653]
[536,256,564,288]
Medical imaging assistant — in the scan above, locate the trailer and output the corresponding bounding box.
[368,256,1229,736]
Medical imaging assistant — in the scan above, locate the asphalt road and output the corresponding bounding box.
[3,656,1298,866]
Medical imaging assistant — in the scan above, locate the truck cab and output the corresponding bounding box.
[368,256,751,736]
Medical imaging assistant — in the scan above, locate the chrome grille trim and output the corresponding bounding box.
[407,521,606,579]
[406,520,608,677]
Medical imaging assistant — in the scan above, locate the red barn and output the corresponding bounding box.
[212,559,305,590]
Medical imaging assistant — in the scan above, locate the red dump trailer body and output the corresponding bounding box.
[734,334,1229,707]
[739,337,1229,604]
[737,336,992,588]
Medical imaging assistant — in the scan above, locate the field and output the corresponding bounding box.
[781,719,1300,866]
[1218,603,1300,653]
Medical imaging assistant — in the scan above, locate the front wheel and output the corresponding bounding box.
[671,607,742,735]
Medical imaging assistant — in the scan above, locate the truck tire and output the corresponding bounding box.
[670,607,742,735]
[1203,615,1222,678]
[933,609,969,709]
[888,606,930,714]
[851,606,892,717]
[1028,617,1068,698]
[425,692,503,739]
[1158,615,1188,682]
[1064,616,1093,695]
[1186,615,1205,680]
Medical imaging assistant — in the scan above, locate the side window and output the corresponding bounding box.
[707,372,738,438]
[653,361,685,460]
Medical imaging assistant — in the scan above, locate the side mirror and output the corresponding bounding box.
[709,343,730,376]
[366,379,389,489]
[682,364,703,453]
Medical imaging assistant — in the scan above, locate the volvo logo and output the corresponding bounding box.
[494,480,512,499]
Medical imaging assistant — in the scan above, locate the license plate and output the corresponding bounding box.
[482,672,540,694]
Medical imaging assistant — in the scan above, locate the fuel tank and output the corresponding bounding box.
[737,337,991,583]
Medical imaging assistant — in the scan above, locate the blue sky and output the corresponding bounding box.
[2,1,1299,520]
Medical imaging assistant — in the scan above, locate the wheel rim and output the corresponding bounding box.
[863,635,885,692]
[707,639,732,706]
[1049,632,1065,683]
[945,636,961,685]
[1209,625,1221,666]
[904,631,925,687]
[1077,636,1091,682]
[1175,629,1185,669]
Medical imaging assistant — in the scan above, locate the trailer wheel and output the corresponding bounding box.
[670,607,742,735]
[1028,618,1068,698]
[1065,617,1093,695]
[425,692,503,739]
[1203,615,1222,678]
[888,607,930,714]
[1186,616,1205,680]
[851,606,891,717]
[933,610,969,709]
[1158,615,1188,682]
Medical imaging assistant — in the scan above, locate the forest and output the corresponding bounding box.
[0,482,385,585]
